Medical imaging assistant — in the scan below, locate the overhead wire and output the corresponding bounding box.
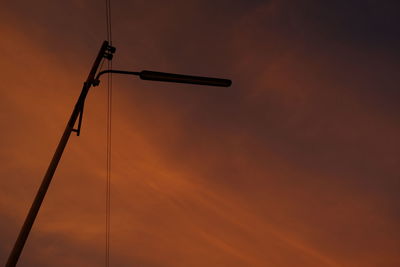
[105,0,112,266]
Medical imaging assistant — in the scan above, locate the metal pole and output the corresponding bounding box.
[6,41,112,267]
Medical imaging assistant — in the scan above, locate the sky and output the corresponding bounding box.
[0,0,399,266]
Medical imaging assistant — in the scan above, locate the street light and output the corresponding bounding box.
[93,70,232,87]
[6,41,231,266]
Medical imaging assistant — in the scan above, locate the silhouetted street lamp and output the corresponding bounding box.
[6,41,231,266]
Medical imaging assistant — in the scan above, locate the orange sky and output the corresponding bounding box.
[1,1,399,266]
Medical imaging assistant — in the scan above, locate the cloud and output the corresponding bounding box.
[1,1,399,266]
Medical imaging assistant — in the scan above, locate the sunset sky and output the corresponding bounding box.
[1,1,399,266]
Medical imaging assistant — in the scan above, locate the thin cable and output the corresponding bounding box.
[106,0,112,44]
[105,0,112,266]
[105,60,112,267]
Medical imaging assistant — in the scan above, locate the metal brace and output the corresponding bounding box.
[72,98,85,136]
[104,44,116,60]
[72,45,115,136]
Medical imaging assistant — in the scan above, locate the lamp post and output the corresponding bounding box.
[6,41,231,266]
